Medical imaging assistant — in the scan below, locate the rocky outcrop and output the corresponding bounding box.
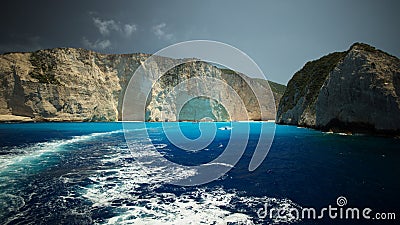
[277,43,400,134]
[0,48,283,122]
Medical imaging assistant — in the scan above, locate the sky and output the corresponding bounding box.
[1,0,399,84]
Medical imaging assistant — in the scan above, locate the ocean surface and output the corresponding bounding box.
[0,122,399,225]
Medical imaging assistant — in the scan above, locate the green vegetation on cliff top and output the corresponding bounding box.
[279,43,386,114]
[279,51,348,113]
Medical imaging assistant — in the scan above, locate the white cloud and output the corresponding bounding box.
[152,23,173,40]
[93,17,119,36]
[92,17,137,37]
[123,24,137,37]
[82,37,111,50]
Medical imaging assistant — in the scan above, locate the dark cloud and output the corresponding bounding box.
[0,34,42,53]
[0,0,399,84]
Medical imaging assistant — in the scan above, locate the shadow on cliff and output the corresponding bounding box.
[8,65,34,117]
[394,71,400,100]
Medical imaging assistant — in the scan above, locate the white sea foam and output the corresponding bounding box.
[1,125,301,224]
[0,194,25,213]
[153,143,168,149]
[102,188,253,225]
[0,130,124,173]
[204,162,234,168]
[218,126,232,130]
[322,131,334,134]
[81,144,301,225]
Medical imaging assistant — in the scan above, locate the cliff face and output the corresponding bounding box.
[277,43,400,134]
[0,48,281,122]
[0,48,146,122]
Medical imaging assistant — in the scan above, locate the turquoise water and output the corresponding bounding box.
[0,122,399,224]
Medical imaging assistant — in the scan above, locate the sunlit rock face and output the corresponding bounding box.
[0,48,282,122]
[145,61,277,122]
[277,43,400,134]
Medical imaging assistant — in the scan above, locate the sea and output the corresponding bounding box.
[0,122,399,225]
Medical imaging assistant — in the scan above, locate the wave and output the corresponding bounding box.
[0,125,302,224]
[0,130,124,174]
[81,145,301,224]
[203,162,234,168]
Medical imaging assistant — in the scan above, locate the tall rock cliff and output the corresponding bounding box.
[277,43,400,134]
[0,48,283,122]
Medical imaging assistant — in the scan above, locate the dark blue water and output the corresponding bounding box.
[0,122,399,224]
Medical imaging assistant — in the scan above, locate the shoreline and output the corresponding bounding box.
[0,115,277,123]
[277,123,400,138]
[0,118,277,123]
[2,118,398,138]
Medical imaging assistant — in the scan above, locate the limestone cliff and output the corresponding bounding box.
[277,43,400,134]
[0,48,282,122]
